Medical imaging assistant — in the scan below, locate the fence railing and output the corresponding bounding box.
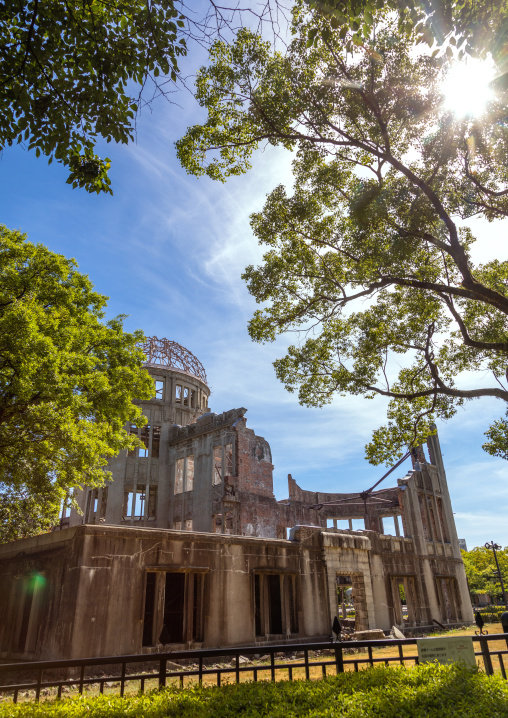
[1,634,507,704]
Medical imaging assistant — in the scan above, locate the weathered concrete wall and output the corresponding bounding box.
[0,525,330,661]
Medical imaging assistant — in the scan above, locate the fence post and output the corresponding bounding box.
[479,637,493,676]
[159,658,167,688]
[334,642,344,674]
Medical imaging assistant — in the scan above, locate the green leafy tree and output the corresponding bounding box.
[0,225,153,540]
[0,0,289,194]
[462,546,508,602]
[177,7,508,464]
[306,0,508,64]
[1,0,189,194]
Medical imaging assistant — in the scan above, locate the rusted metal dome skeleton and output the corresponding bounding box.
[141,336,207,384]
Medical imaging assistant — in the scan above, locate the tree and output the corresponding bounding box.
[0,0,287,194]
[177,7,508,464]
[306,0,508,64]
[461,546,508,603]
[0,225,153,539]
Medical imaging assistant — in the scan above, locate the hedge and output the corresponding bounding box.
[1,663,507,718]
[476,606,507,623]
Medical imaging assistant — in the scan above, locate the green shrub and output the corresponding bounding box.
[1,663,507,718]
[476,606,507,623]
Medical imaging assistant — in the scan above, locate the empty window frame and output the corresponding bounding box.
[152,425,161,459]
[213,446,222,485]
[139,425,150,458]
[254,573,299,638]
[382,516,401,537]
[436,577,461,622]
[128,424,138,457]
[123,485,157,519]
[154,380,164,399]
[212,514,222,533]
[142,572,205,647]
[147,486,157,519]
[190,390,196,408]
[436,498,449,542]
[201,396,206,409]
[183,387,189,406]
[225,443,233,475]
[336,575,353,619]
[85,489,99,522]
[392,576,418,625]
[186,455,194,491]
[175,459,184,494]
[60,493,72,520]
[175,385,182,404]
[100,488,108,521]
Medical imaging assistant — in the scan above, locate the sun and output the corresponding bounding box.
[442,56,495,118]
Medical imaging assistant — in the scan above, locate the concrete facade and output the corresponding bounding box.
[0,337,473,661]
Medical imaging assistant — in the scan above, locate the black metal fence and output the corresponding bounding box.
[1,634,507,704]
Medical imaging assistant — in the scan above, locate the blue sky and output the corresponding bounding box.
[0,36,507,550]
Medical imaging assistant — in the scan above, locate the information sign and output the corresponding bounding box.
[416,635,476,667]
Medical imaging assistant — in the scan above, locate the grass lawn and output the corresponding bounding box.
[0,663,507,718]
[1,625,506,706]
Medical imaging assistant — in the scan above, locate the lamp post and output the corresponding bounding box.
[484,541,507,607]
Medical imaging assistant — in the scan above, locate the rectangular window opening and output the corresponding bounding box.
[186,456,194,492]
[175,385,182,404]
[154,380,164,399]
[225,444,233,475]
[268,574,283,634]
[192,574,203,641]
[142,572,157,646]
[398,581,408,622]
[336,575,353,619]
[286,575,298,634]
[159,573,185,644]
[190,390,196,408]
[213,446,222,485]
[128,424,138,457]
[139,425,150,458]
[382,516,399,536]
[152,425,161,459]
[123,486,146,518]
[100,488,108,521]
[148,486,157,518]
[183,387,189,406]
[175,459,184,494]
[254,574,262,637]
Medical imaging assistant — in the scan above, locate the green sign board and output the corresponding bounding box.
[417,636,476,667]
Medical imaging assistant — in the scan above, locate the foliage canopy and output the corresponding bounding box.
[178,7,508,464]
[0,225,153,541]
[462,545,508,600]
[0,0,291,194]
[0,0,189,194]
[306,0,508,66]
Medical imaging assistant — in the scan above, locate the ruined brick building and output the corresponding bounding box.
[0,337,473,661]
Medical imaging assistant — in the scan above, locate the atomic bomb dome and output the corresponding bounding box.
[141,336,207,384]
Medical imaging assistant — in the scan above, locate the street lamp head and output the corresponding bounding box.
[485,541,502,551]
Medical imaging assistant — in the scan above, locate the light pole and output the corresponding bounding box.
[484,541,507,607]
